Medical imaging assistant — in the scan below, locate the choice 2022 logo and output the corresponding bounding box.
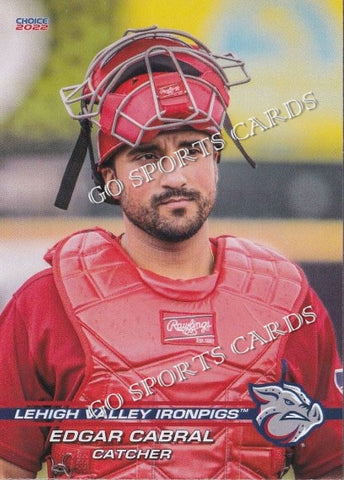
[16,17,49,31]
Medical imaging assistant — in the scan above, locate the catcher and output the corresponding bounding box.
[0,26,341,479]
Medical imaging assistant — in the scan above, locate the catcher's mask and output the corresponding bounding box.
[56,25,255,209]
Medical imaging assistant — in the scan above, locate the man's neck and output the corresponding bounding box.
[120,221,214,279]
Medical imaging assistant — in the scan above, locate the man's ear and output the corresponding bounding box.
[98,166,123,204]
[99,166,116,185]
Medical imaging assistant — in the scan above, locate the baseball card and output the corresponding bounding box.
[0,1,342,479]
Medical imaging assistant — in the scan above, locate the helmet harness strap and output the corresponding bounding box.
[55,120,93,210]
[223,114,256,168]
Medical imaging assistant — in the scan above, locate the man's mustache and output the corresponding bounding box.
[152,189,201,207]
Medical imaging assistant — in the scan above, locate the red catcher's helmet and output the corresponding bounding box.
[56,26,254,209]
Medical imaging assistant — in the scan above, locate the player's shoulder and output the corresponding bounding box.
[12,268,56,301]
[213,235,311,312]
[215,234,287,259]
[12,228,114,301]
[213,234,308,285]
[43,226,114,263]
[1,267,61,326]
[214,234,298,263]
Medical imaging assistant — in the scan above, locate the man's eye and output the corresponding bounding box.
[136,153,159,162]
[188,147,202,156]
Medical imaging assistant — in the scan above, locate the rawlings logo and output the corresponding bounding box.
[158,83,185,99]
[161,312,217,345]
[167,319,211,336]
[249,381,324,446]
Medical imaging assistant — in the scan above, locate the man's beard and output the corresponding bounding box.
[120,187,216,242]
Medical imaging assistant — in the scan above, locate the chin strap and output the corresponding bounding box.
[54,120,92,210]
[224,114,256,168]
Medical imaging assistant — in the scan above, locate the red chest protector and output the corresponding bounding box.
[47,228,307,479]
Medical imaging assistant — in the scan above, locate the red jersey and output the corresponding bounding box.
[0,235,342,478]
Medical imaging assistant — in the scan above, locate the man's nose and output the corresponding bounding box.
[158,154,187,189]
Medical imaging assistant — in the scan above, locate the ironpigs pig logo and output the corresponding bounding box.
[248,381,324,447]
